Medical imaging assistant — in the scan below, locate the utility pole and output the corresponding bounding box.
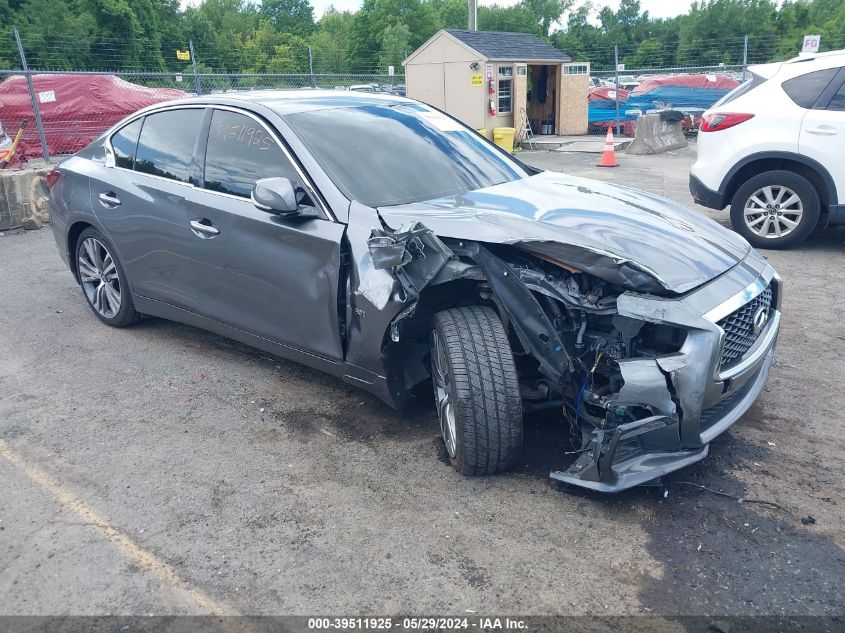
[468,0,477,31]
[189,40,201,95]
[742,34,749,80]
[614,44,620,136]
[308,46,316,88]
[14,28,50,163]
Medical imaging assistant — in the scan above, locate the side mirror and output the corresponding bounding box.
[252,177,299,215]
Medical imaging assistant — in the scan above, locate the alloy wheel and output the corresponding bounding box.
[431,330,457,458]
[743,185,803,239]
[78,237,122,319]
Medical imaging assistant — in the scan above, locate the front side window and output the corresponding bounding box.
[135,109,204,183]
[285,104,528,208]
[498,79,513,114]
[782,68,838,109]
[110,118,143,169]
[203,109,301,199]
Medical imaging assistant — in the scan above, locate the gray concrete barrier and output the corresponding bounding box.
[625,111,688,155]
[0,163,50,230]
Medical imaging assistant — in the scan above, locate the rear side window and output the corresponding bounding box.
[111,119,142,169]
[135,109,204,183]
[827,79,845,111]
[203,109,300,198]
[713,72,766,107]
[782,68,838,108]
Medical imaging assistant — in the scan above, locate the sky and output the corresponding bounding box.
[181,0,696,21]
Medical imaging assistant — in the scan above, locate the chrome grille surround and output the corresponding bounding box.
[716,283,773,369]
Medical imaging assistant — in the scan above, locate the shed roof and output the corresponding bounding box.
[444,29,571,62]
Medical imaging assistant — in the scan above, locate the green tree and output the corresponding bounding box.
[310,7,355,72]
[260,0,316,36]
[379,22,411,71]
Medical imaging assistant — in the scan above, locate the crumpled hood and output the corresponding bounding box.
[378,171,751,295]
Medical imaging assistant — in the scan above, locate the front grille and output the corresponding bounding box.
[717,284,773,369]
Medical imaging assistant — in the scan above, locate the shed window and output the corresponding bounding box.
[498,66,513,77]
[498,79,512,114]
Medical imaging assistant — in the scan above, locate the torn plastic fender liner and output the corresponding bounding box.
[368,221,454,298]
[366,221,454,340]
[472,244,573,383]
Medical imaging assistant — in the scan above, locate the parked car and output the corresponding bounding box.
[691,49,845,248]
[49,90,781,492]
[616,74,639,90]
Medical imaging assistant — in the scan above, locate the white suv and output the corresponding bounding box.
[690,50,845,248]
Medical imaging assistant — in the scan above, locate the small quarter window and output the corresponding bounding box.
[110,119,142,169]
[135,109,204,183]
[782,68,838,109]
[498,79,513,114]
[203,109,304,200]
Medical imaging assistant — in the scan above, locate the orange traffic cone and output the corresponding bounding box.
[597,126,619,167]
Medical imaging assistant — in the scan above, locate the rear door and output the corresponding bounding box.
[183,107,346,361]
[90,107,208,303]
[797,67,845,204]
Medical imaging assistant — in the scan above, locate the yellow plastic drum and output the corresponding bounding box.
[476,127,487,137]
[493,127,515,152]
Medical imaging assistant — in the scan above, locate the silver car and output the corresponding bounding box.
[49,91,781,492]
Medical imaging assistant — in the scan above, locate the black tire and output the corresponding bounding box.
[75,227,141,327]
[729,170,820,249]
[431,306,523,475]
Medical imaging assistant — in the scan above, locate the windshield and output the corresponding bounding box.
[284,103,529,207]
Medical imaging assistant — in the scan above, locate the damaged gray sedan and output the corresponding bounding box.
[49,91,781,492]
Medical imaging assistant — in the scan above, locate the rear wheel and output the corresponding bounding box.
[76,227,141,327]
[730,170,820,249]
[431,306,523,475]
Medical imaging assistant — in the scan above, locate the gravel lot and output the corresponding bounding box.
[1,144,843,618]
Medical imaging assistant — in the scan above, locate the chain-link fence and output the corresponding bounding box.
[0,27,405,162]
[2,25,840,159]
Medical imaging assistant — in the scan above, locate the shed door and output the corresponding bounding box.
[444,62,483,129]
[408,63,445,109]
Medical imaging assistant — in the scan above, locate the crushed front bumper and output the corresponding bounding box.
[552,253,781,492]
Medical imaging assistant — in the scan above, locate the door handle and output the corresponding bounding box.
[806,126,838,136]
[189,219,220,238]
[98,191,121,207]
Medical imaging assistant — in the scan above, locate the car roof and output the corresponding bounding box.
[163,89,412,117]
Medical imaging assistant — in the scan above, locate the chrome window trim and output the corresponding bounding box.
[103,103,334,221]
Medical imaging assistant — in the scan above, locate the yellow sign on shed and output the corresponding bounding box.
[176,50,191,61]
[470,74,483,87]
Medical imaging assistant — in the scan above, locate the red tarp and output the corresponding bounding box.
[632,74,740,95]
[0,74,186,160]
[588,86,630,102]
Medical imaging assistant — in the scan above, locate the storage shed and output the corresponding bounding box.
[403,29,589,140]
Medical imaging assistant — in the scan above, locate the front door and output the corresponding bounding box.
[799,67,845,205]
[183,107,345,361]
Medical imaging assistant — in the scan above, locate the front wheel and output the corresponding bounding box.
[431,306,523,475]
[729,170,820,249]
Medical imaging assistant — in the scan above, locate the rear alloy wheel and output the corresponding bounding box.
[431,306,523,475]
[730,170,820,249]
[76,227,141,327]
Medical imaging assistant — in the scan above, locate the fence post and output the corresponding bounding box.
[614,44,620,137]
[308,46,316,89]
[742,34,748,79]
[13,28,50,163]
[189,40,201,95]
